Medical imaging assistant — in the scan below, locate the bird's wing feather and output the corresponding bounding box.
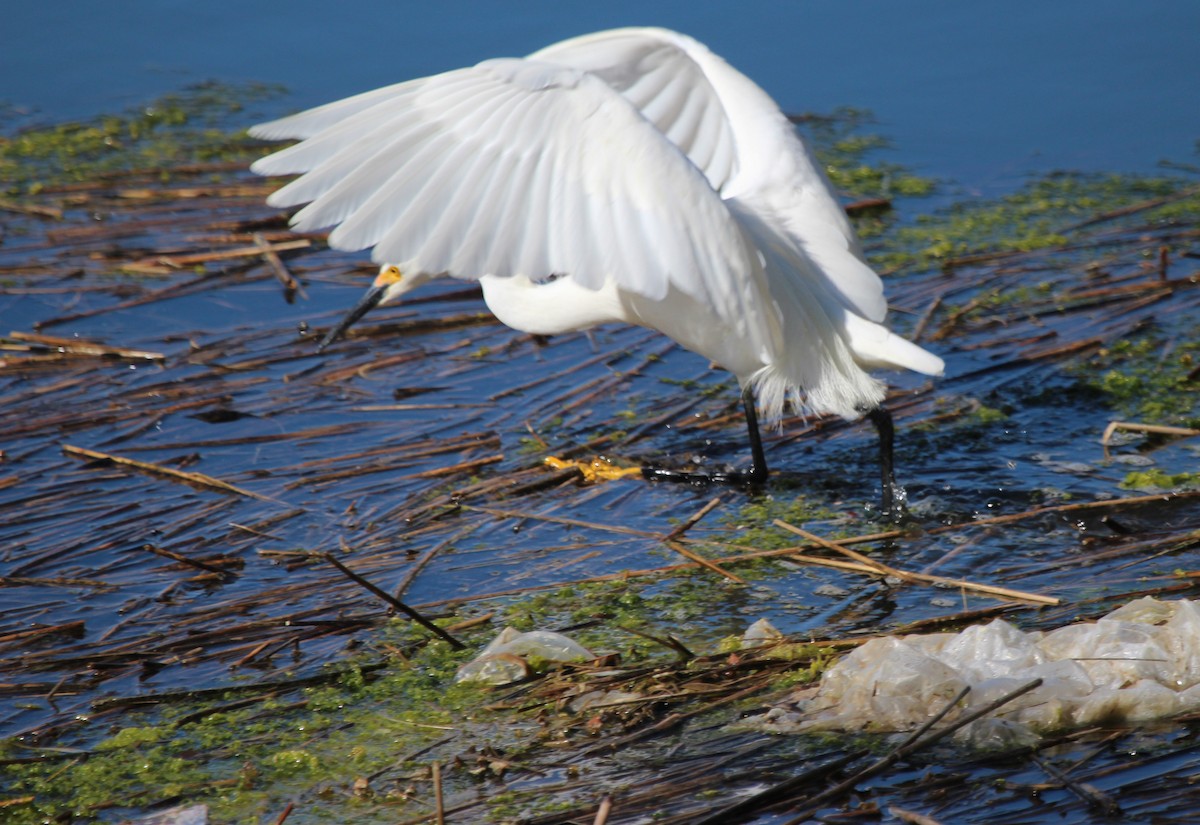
[529,29,738,192]
[249,58,772,343]
[527,27,887,323]
[249,81,417,142]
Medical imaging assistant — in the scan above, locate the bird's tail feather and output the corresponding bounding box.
[842,313,944,377]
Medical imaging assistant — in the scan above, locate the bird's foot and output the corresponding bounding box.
[544,455,643,483]
[876,481,911,524]
[641,464,768,488]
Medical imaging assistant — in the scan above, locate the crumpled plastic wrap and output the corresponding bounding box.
[455,627,595,685]
[741,617,785,648]
[761,598,1200,747]
[127,804,208,825]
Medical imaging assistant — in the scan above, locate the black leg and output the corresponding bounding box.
[740,386,769,485]
[866,406,905,519]
[642,386,769,487]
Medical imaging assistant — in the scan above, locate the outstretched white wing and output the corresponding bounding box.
[532,27,887,323]
[530,29,739,193]
[251,58,769,326]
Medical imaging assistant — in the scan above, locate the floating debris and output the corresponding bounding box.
[123,804,208,825]
[455,627,595,685]
[741,617,784,648]
[766,598,1200,747]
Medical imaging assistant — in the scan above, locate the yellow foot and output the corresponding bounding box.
[543,455,643,483]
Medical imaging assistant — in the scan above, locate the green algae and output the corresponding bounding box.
[504,574,739,660]
[1074,337,1200,427]
[8,577,812,824]
[1,630,491,824]
[797,107,936,204]
[1120,468,1200,491]
[724,495,842,551]
[0,81,282,194]
[874,172,1200,271]
[912,398,1011,433]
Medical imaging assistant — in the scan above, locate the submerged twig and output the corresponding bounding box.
[663,496,724,541]
[773,520,1059,605]
[321,553,465,650]
[929,491,1200,532]
[692,749,869,825]
[142,543,239,579]
[1101,420,1200,455]
[253,231,308,301]
[5,330,164,361]
[662,540,745,584]
[785,679,1043,823]
[62,444,282,503]
[1034,755,1123,816]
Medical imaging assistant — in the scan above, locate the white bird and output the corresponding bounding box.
[249,27,944,506]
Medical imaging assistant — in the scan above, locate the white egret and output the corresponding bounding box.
[250,27,944,507]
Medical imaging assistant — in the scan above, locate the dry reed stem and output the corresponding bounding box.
[887,806,944,825]
[0,198,64,219]
[662,540,745,584]
[6,330,164,361]
[773,520,910,579]
[663,496,724,540]
[61,444,283,503]
[115,184,275,200]
[929,491,1200,532]
[321,553,465,650]
[592,796,613,825]
[432,760,445,825]
[1101,420,1200,454]
[133,238,311,268]
[460,504,661,538]
[253,231,307,299]
[773,520,1059,605]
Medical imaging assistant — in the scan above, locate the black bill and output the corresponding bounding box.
[317,284,387,352]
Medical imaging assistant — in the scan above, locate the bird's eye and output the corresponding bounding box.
[378,265,403,285]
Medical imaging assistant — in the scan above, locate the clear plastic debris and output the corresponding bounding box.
[741,618,784,648]
[124,804,208,825]
[455,627,595,685]
[567,689,643,713]
[762,598,1200,747]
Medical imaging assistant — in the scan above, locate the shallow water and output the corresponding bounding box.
[2,6,1199,823]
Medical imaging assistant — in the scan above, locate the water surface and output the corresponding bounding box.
[5,0,1198,188]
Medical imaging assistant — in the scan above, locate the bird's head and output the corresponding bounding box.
[317,264,417,352]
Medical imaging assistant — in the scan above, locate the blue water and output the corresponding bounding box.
[4,0,1198,190]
